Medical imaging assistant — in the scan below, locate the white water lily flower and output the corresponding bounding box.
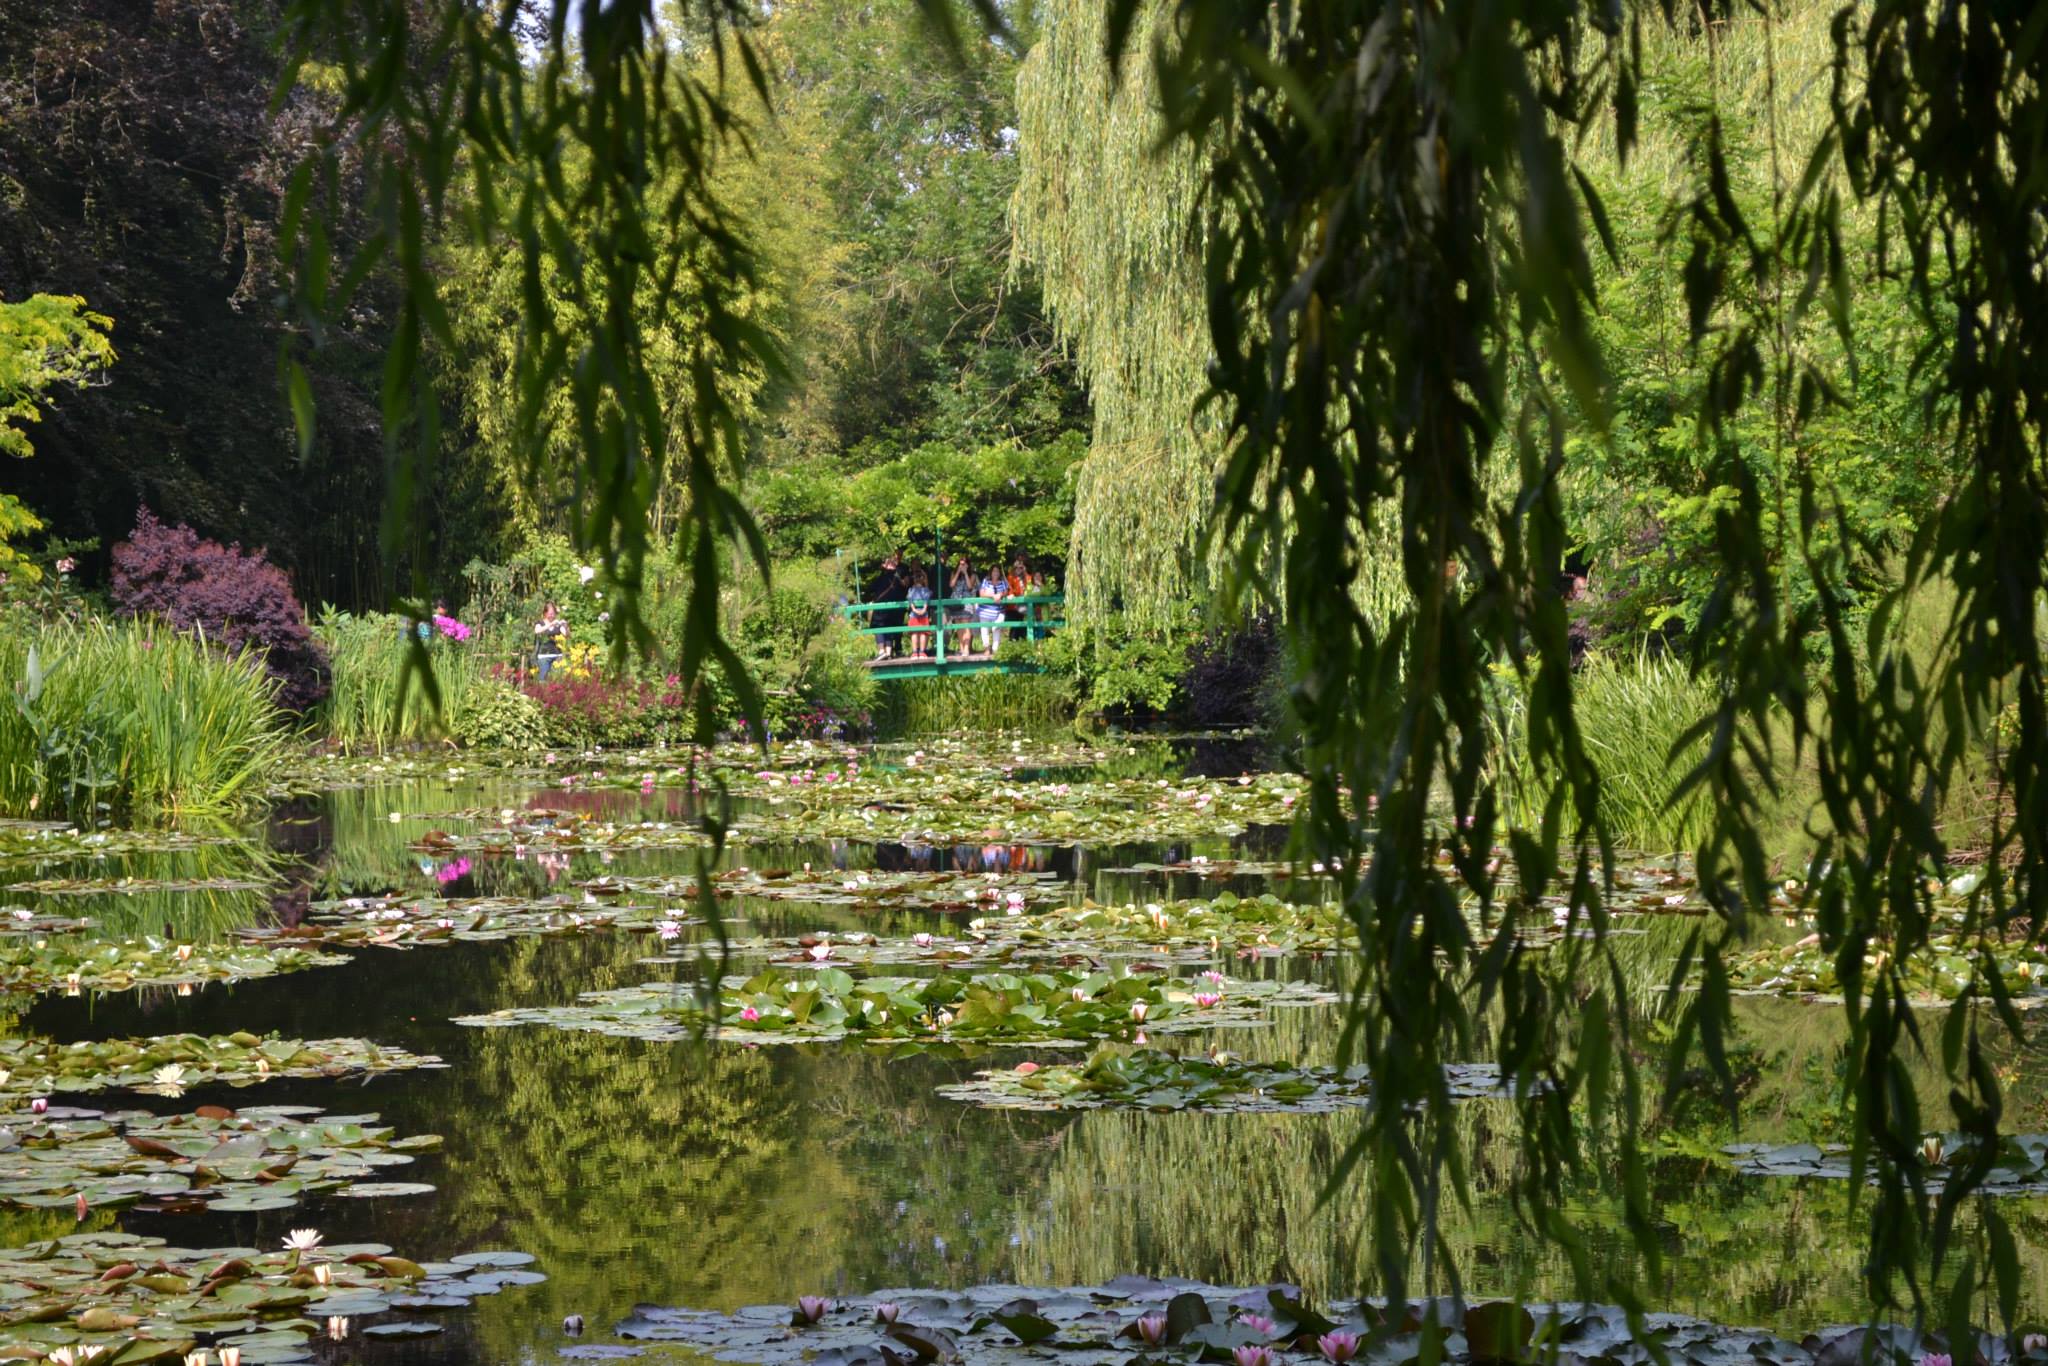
[219,1349,242,1366]
[174,943,193,961]
[183,1351,212,1366]
[283,1228,323,1252]
[153,1064,186,1088]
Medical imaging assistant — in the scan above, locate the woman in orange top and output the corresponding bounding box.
[1007,556,1038,632]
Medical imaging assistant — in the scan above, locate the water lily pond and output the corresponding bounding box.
[6,734,2048,1364]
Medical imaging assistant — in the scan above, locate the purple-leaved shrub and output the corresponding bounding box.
[110,508,331,711]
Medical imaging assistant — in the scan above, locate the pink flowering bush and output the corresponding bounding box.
[110,509,330,711]
[432,613,472,642]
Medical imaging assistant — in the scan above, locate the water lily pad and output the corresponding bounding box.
[364,1320,444,1338]
[333,1181,437,1198]
[450,1249,538,1268]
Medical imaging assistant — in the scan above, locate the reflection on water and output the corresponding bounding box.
[6,749,2048,1361]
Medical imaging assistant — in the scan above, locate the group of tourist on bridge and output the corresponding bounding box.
[849,550,1064,672]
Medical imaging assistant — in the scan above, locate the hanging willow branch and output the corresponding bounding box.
[1039,0,2048,1340]
[273,0,774,734]
[1010,0,1219,630]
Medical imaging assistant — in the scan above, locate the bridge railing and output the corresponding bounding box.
[839,594,1066,670]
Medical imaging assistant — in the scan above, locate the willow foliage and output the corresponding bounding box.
[1068,0,2048,1340]
[1010,0,1217,629]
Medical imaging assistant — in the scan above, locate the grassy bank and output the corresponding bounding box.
[0,621,288,820]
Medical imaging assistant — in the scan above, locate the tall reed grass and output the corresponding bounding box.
[880,672,1076,735]
[1491,649,1723,851]
[0,620,288,820]
[312,610,494,750]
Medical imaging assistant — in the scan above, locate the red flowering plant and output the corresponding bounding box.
[521,671,689,747]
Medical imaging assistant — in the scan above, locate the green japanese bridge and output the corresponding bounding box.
[840,594,1065,679]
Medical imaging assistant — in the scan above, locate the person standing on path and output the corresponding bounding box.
[534,602,567,679]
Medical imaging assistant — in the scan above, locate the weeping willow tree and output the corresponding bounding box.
[1091,0,2048,1342]
[1009,0,1216,629]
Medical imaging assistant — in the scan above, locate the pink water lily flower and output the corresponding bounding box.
[1194,992,1222,1008]
[1134,1315,1169,1347]
[1234,1348,1274,1366]
[656,921,684,941]
[795,1296,830,1324]
[1920,1355,1951,1366]
[913,933,934,948]
[1240,1315,1278,1336]
[1201,970,1227,986]
[1129,1001,1148,1022]
[1318,1331,1360,1363]
[1015,1061,1041,1074]
[874,1303,900,1325]
[739,1005,761,1022]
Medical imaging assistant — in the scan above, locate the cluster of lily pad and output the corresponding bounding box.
[0,1102,440,1215]
[455,966,1334,1048]
[410,768,1307,853]
[687,894,1346,973]
[602,1278,2048,1366]
[0,1034,444,1103]
[0,1229,541,1363]
[606,866,1069,914]
[1725,1133,2048,1195]
[7,876,274,897]
[1726,931,2048,1006]
[0,937,346,1001]
[236,891,677,952]
[934,1049,1507,1113]
[0,826,244,860]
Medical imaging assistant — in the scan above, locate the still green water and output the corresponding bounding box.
[7,746,2048,1364]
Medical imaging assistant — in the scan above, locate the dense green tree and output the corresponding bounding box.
[0,1,467,604]
[0,293,114,573]
[741,0,1086,460]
